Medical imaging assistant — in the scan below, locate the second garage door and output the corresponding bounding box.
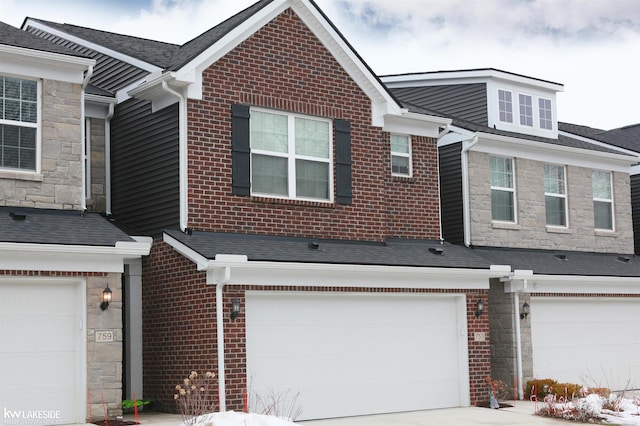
[246,292,469,421]
[531,297,640,391]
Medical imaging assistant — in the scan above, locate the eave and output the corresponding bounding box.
[0,44,95,83]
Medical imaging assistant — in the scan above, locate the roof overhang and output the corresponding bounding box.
[164,232,496,289]
[502,270,640,295]
[0,238,151,273]
[0,44,95,84]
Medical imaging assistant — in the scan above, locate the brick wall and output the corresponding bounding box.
[468,151,634,253]
[143,241,491,412]
[0,79,84,209]
[185,8,441,242]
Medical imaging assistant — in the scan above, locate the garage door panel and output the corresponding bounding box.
[531,298,640,391]
[246,292,467,420]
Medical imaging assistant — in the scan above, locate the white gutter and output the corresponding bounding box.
[461,136,478,247]
[81,65,94,211]
[160,81,189,232]
[105,103,115,215]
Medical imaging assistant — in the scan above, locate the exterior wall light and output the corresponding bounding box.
[520,302,530,320]
[475,299,485,318]
[100,285,112,311]
[230,298,241,320]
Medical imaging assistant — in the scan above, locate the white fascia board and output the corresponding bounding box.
[85,94,117,118]
[0,45,94,83]
[631,164,640,176]
[203,259,493,289]
[437,126,476,147]
[175,0,402,125]
[506,274,640,295]
[126,72,190,111]
[383,111,451,138]
[23,19,162,74]
[0,241,150,272]
[472,132,638,172]
[163,232,210,271]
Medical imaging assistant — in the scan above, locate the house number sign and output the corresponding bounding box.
[96,330,115,342]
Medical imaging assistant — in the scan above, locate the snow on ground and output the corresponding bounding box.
[185,411,296,426]
[537,393,640,425]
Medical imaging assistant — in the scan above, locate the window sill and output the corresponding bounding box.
[546,226,572,234]
[0,170,43,182]
[595,230,618,237]
[250,195,335,208]
[391,174,413,181]
[492,221,520,230]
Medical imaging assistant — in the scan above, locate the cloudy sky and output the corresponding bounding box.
[1,0,639,130]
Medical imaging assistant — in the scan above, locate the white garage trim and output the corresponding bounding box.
[0,277,87,425]
[245,291,470,420]
[530,297,640,392]
[505,274,640,295]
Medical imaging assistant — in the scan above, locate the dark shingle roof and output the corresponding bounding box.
[600,124,640,152]
[0,207,135,246]
[26,18,179,68]
[164,229,492,269]
[0,21,88,58]
[473,246,640,277]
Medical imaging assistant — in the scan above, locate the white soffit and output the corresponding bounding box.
[0,44,94,84]
[506,274,640,295]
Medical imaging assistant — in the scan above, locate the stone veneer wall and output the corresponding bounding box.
[87,118,106,212]
[468,151,633,253]
[0,79,83,209]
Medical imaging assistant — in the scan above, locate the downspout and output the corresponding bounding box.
[215,267,232,413]
[80,65,94,211]
[461,135,478,247]
[514,280,527,400]
[105,103,114,215]
[160,81,189,232]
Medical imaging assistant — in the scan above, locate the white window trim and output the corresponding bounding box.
[391,133,412,177]
[494,87,556,135]
[538,97,553,130]
[0,75,42,177]
[544,164,568,228]
[593,170,615,231]
[518,93,533,127]
[490,156,517,224]
[250,107,334,202]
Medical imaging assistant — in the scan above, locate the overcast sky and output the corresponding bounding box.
[2,0,639,130]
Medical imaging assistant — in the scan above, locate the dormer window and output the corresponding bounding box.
[539,98,553,130]
[518,94,533,127]
[498,90,513,123]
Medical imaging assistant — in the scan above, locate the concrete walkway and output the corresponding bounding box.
[124,401,575,425]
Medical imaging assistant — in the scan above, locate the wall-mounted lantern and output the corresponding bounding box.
[520,302,530,320]
[100,285,112,311]
[475,299,485,318]
[230,298,241,320]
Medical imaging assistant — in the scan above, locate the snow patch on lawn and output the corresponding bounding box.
[184,411,296,426]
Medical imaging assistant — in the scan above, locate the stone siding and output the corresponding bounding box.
[468,151,633,253]
[87,118,106,212]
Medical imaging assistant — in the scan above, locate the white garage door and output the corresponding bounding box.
[246,292,469,421]
[0,280,84,425]
[531,297,640,391]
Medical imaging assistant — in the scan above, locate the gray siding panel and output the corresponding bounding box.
[111,99,180,236]
[632,174,640,254]
[439,142,465,245]
[391,84,488,126]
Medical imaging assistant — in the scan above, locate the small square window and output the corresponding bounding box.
[391,134,411,176]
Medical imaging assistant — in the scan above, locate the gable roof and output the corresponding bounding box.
[0,21,86,58]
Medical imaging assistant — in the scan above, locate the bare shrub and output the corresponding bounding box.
[251,388,302,421]
[174,370,217,426]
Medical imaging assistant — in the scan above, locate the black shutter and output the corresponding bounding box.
[231,104,251,196]
[335,119,352,205]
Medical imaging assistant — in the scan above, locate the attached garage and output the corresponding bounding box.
[0,279,85,425]
[530,297,640,391]
[246,291,470,420]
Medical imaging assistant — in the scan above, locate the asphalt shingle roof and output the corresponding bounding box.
[0,20,88,58]
[164,229,492,269]
[0,207,135,246]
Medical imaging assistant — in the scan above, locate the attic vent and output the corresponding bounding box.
[9,212,26,221]
[428,247,444,255]
[617,256,631,263]
[554,254,567,261]
[308,241,320,250]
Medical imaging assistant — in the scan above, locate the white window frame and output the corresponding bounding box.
[498,89,513,123]
[593,170,614,231]
[390,134,412,177]
[249,107,333,202]
[0,75,41,175]
[544,164,568,227]
[518,94,533,127]
[539,97,553,130]
[489,156,517,223]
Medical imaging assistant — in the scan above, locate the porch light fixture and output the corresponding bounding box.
[475,299,484,318]
[230,298,241,320]
[520,302,530,320]
[100,285,112,311]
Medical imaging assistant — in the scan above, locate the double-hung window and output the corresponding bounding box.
[498,90,513,123]
[0,76,38,171]
[544,164,567,227]
[490,156,515,222]
[519,94,533,126]
[390,134,411,176]
[250,109,331,201]
[593,170,613,230]
[539,98,553,130]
